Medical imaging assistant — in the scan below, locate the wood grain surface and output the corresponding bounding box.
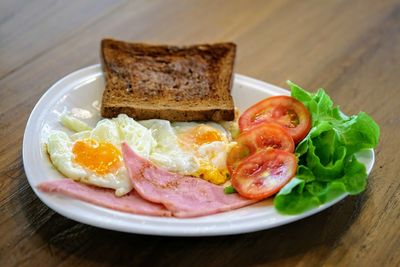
[1,0,399,266]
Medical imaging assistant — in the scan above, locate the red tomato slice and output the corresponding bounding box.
[226,123,294,174]
[238,96,311,143]
[231,149,297,199]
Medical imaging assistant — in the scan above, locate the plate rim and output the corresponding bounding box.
[22,64,375,236]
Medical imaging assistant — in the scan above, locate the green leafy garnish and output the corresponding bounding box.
[274,81,380,214]
[224,185,237,194]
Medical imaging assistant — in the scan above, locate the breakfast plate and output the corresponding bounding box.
[23,65,375,236]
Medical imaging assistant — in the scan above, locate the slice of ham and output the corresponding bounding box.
[121,142,259,218]
[37,179,172,217]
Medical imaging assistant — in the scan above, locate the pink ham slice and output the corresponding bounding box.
[121,142,259,218]
[37,179,172,217]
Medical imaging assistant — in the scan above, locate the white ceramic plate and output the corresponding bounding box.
[23,65,374,236]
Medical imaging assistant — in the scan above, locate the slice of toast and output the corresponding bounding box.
[100,39,236,121]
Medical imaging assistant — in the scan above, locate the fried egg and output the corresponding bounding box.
[47,114,156,196]
[47,113,235,196]
[172,122,234,184]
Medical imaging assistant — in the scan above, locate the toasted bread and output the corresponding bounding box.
[100,39,236,121]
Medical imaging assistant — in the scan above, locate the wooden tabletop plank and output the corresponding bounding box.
[0,0,127,79]
[0,0,399,266]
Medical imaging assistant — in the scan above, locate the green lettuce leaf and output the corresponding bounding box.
[274,82,379,214]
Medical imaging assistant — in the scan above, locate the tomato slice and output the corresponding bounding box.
[226,123,294,174]
[238,96,311,143]
[231,149,297,199]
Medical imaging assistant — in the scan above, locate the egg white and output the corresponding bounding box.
[139,119,199,174]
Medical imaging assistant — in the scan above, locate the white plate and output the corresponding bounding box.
[23,65,375,236]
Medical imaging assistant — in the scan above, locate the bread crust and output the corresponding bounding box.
[100,39,236,121]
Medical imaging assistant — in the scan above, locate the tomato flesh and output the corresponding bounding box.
[231,149,297,199]
[239,96,311,143]
[226,123,294,174]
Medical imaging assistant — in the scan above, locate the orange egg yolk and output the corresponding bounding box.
[181,125,223,146]
[72,139,122,175]
[194,129,222,145]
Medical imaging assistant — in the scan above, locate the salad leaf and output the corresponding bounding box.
[224,185,237,194]
[274,82,379,214]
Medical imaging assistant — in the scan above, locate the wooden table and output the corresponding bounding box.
[1,0,399,266]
